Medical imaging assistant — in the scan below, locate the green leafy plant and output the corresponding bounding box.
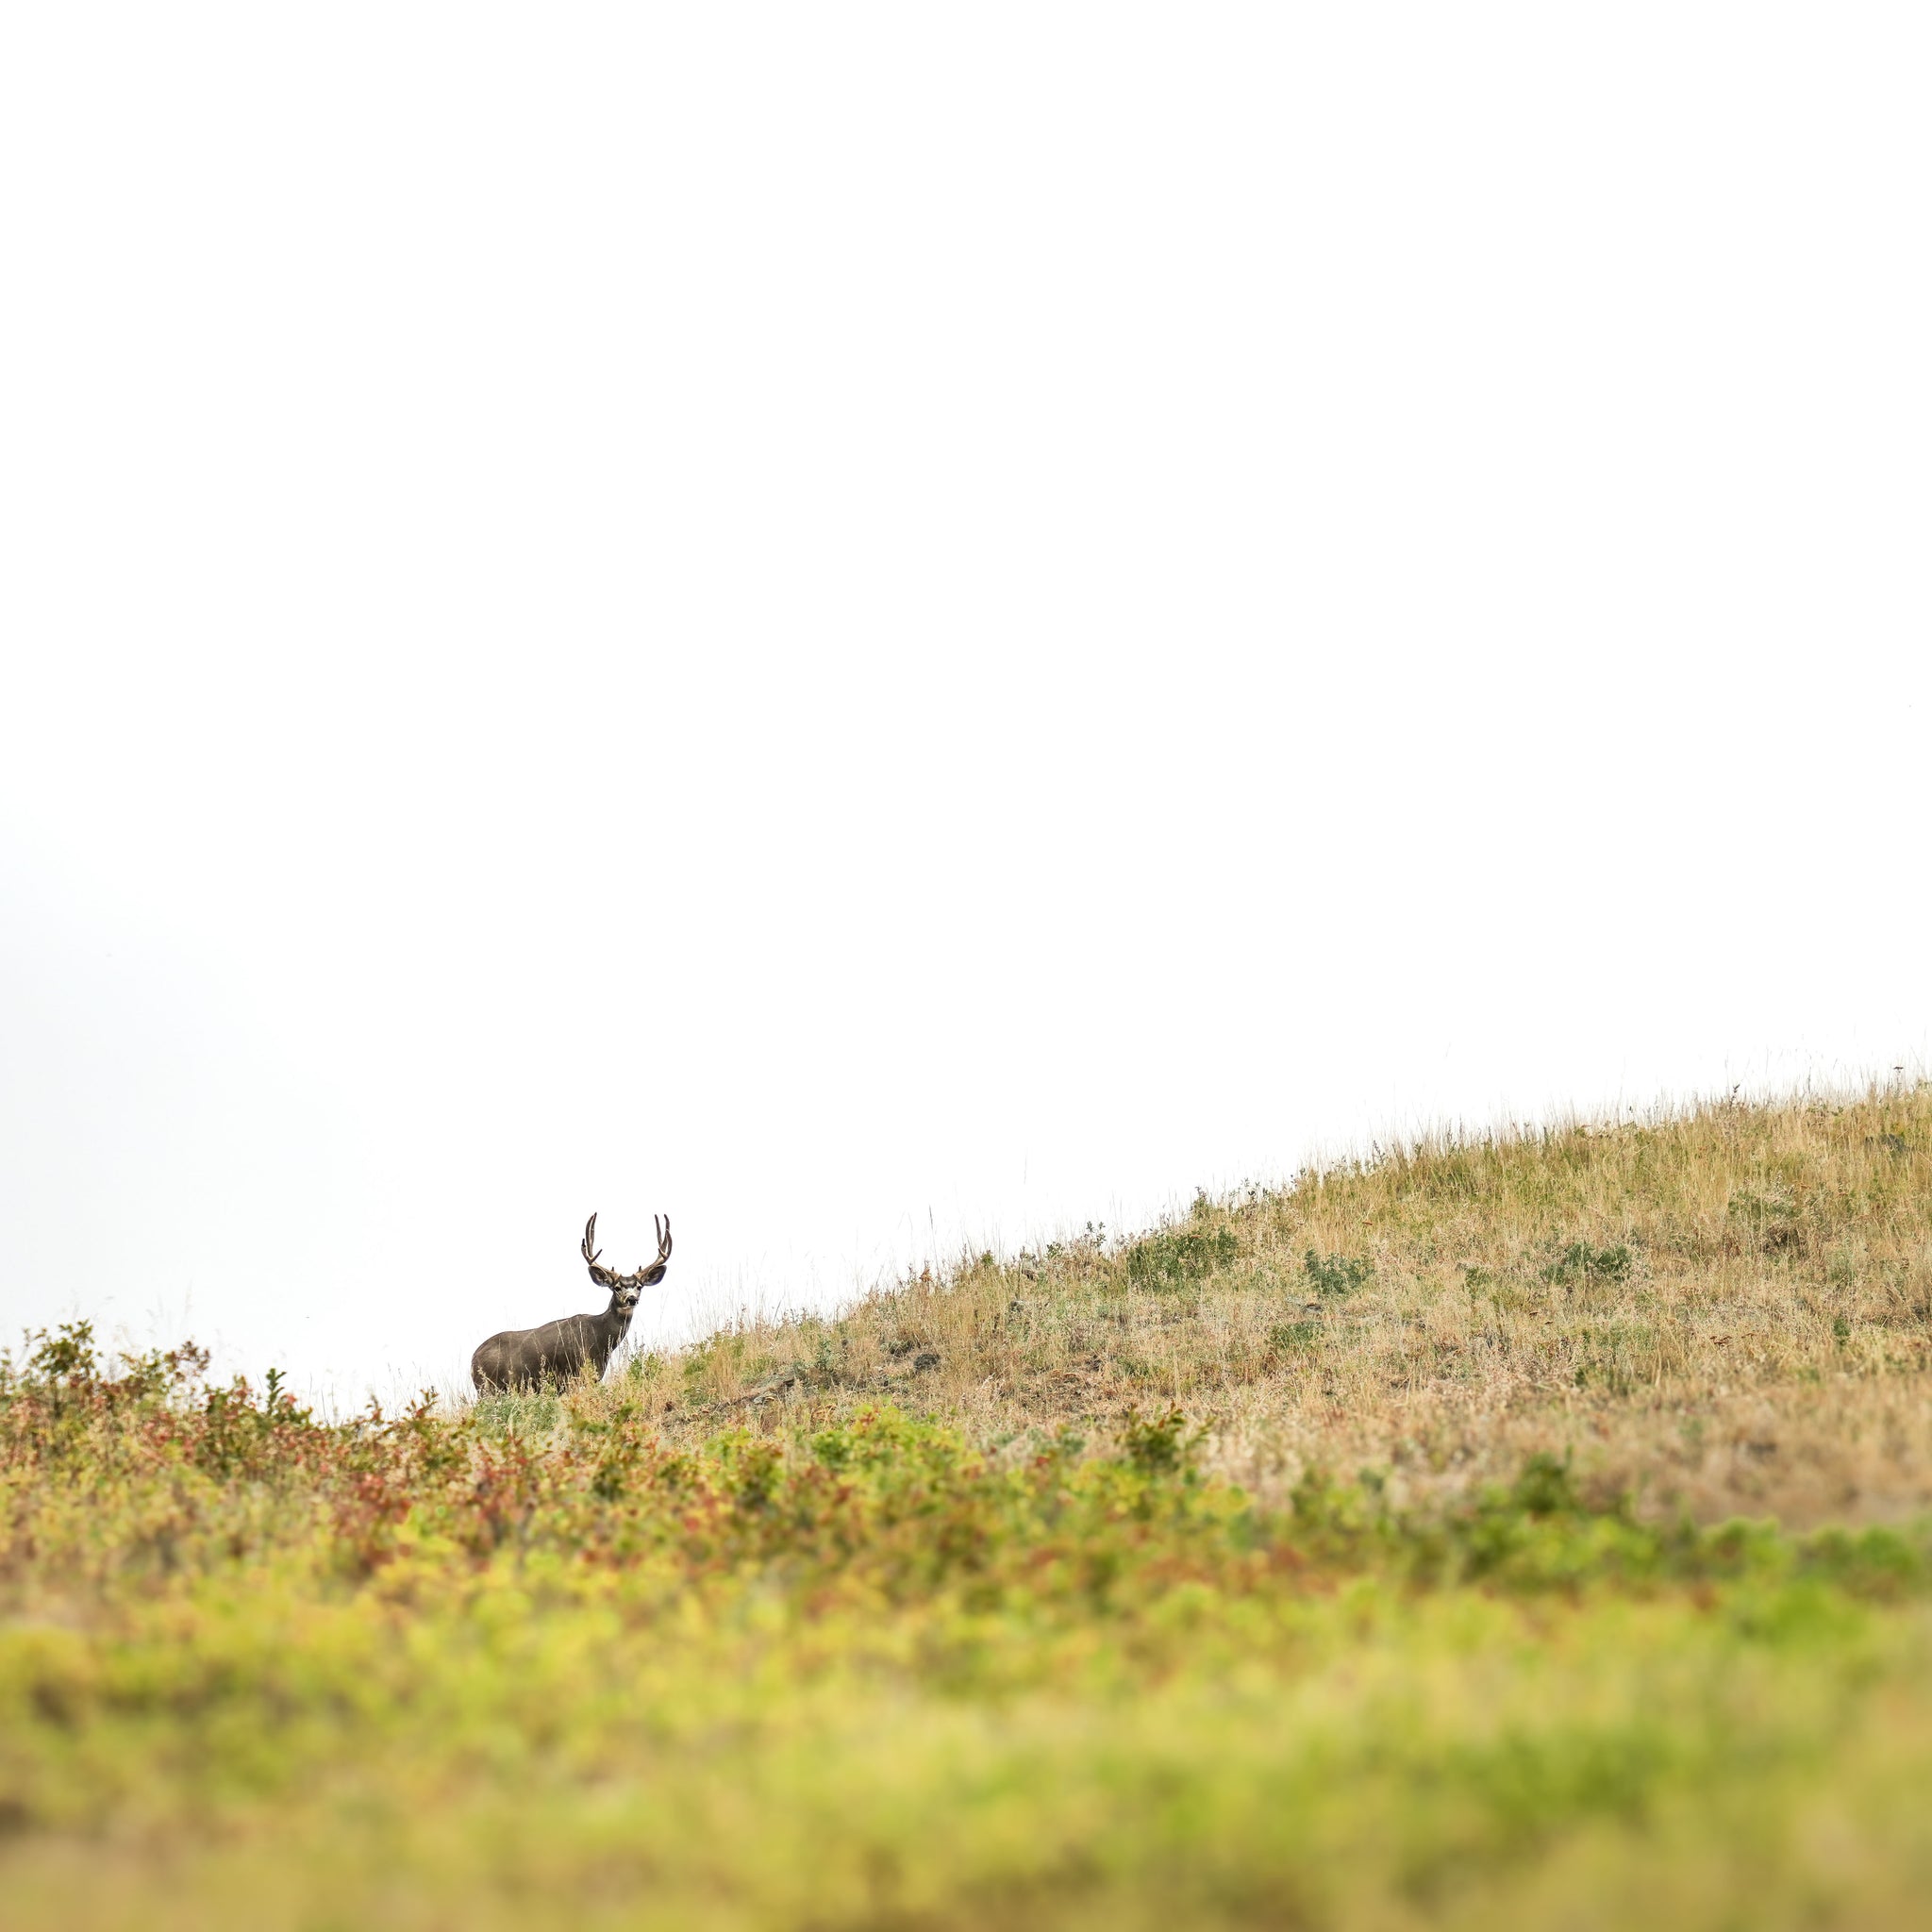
[1125,1225,1238,1291]
[1115,1404,1201,1477]
[1304,1250,1373,1296]
[1541,1241,1633,1287]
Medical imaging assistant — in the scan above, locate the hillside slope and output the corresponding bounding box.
[6,1084,1932,1931]
[604,1084,1932,1524]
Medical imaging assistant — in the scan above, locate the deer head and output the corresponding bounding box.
[581,1211,673,1312]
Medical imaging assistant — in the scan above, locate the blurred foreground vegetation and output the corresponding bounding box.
[6,1089,1932,1927]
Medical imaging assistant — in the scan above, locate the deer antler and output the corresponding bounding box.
[582,1211,673,1290]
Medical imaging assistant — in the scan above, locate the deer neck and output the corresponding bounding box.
[589,1295,636,1366]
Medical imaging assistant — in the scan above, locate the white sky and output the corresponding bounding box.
[3,7,1927,1406]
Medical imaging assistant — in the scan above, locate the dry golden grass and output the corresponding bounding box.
[566,1084,1932,1527]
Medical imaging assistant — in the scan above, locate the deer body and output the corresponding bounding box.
[470,1306,631,1393]
[471,1212,672,1394]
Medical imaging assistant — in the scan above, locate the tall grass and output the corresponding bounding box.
[596,1083,1932,1525]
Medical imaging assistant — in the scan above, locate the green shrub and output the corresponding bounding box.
[1304,1250,1373,1296]
[1125,1224,1238,1290]
[1541,1241,1633,1287]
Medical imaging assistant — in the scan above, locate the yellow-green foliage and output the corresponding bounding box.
[6,1089,1932,1928]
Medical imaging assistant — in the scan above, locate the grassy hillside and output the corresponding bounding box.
[5,1087,1932,1929]
[615,1083,1932,1524]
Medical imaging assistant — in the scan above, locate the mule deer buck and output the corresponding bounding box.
[470,1212,673,1393]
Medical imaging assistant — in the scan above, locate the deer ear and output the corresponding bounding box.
[638,1262,669,1286]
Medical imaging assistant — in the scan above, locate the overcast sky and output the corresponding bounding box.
[3,6,1927,1405]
